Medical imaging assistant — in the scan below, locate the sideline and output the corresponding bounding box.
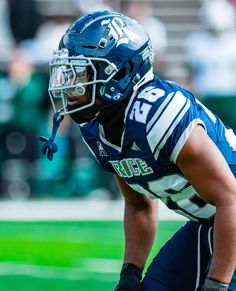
[0,200,185,221]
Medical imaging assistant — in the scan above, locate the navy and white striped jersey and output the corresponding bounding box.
[79,76,236,222]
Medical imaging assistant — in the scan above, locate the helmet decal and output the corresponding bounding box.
[101,17,142,47]
[101,17,128,46]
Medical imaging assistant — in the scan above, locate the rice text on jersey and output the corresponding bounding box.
[109,158,154,178]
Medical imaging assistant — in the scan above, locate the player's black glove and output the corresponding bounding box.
[114,263,143,291]
[204,278,229,291]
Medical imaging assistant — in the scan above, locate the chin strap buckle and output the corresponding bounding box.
[39,111,64,161]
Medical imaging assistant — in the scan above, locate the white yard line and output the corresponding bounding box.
[0,200,185,221]
[0,259,120,280]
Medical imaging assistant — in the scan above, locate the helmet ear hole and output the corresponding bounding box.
[113,67,126,81]
[128,61,134,74]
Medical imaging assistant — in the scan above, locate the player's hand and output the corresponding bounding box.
[114,263,143,291]
[204,278,229,290]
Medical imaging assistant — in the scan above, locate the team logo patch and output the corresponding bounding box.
[131,142,142,151]
[97,141,108,156]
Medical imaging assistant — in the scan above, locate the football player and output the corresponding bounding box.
[41,11,236,291]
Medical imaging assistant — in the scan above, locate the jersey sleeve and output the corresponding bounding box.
[146,90,206,164]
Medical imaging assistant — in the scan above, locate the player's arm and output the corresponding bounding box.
[115,175,158,290]
[176,125,236,287]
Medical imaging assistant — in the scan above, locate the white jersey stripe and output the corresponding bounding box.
[225,127,236,150]
[154,99,190,160]
[147,91,187,154]
[170,118,206,163]
[146,92,175,132]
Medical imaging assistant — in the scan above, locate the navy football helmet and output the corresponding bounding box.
[48,11,154,122]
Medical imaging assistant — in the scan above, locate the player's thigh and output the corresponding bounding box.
[142,221,212,291]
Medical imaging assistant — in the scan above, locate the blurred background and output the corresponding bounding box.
[0,0,235,290]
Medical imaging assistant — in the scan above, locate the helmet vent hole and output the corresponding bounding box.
[82,45,96,49]
[99,38,107,48]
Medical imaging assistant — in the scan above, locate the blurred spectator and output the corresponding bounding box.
[0,48,47,199]
[8,0,41,44]
[121,0,168,76]
[0,0,14,66]
[20,15,73,68]
[184,0,236,132]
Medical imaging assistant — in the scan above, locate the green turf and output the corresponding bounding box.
[0,220,184,291]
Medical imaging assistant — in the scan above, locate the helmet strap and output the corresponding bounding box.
[39,111,64,161]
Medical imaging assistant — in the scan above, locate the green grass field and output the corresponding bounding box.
[0,220,184,291]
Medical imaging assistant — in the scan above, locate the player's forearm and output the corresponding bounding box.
[208,203,236,283]
[123,200,158,270]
